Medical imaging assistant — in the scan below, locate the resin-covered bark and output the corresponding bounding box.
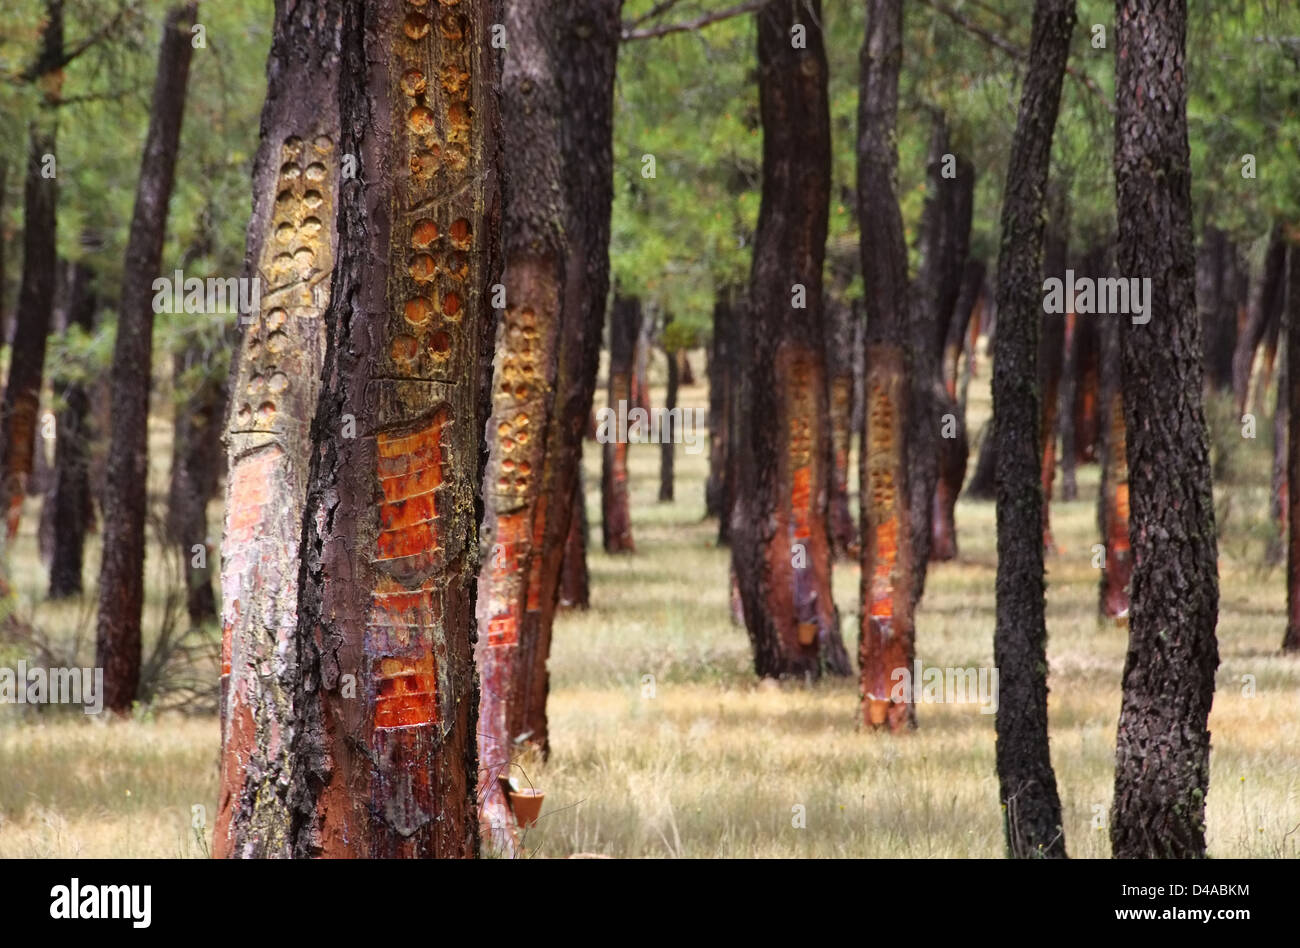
[475,0,567,855]
[602,293,639,554]
[288,0,502,859]
[94,3,197,714]
[991,0,1073,858]
[1110,0,1220,859]
[508,0,623,758]
[732,0,848,680]
[1283,242,1300,652]
[214,0,342,860]
[858,0,916,725]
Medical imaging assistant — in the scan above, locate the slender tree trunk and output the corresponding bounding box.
[507,0,623,760]
[1284,243,1300,652]
[1097,316,1131,618]
[659,343,678,502]
[1270,348,1287,565]
[47,260,95,599]
[167,339,223,625]
[602,293,639,553]
[991,0,1073,858]
[732,0,848,680]
[707,290,735,537]
[559,469,589,608]
[1071,315,1101,463]
[824,290,857,557]
[1038,186,1069,553]
[475,0,568,855]
[94,3,197,714]
[1233,222,1286,417]
[0,0,62,543]
[858,0,917,726]
[1110,0,1220,859]
[1198,226,1237,394]
[632,316,652,412]
[288,0,501,859]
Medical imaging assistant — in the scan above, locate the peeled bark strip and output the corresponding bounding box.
[991,0,1073,858]
[732,0,848,681]
[1284,243,1300,652]
[508,0,623,760]
[289,0,502,859]
[602,293,639,553]
[94,3,197,714]
[214,0,341,860]
[475,0,567,855]
[858,0,917,725]
[1110,0,1220,859]
[47,260,95,599]
[1097,317,1131,618]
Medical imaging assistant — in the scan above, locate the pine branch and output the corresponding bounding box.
[622,0,766,42]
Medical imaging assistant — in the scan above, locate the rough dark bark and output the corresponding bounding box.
[94,3,197,715]
[0,1,62,543]
[858,0,917,726]
[659,327,678,502]
[287,0,502,859]
[731,0,848,681]
[475,0,568,855]
[507,0,623,761]
[214,0,343,860]
[1109,0,1220,859]
[1284,243,1300,652]
[706,289,737,540]
[47,260,95,599]
[991,0,1073,859]
[1197,226,1239,394]
[602,293,639,553]
[824,252,858,558]
[559,468,589,608]
[167,338,224,626]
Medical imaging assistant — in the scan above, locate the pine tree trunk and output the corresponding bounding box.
[0,0,62,543]
[1071,316,1101,463]
[1097,317,1131,618]
[47,260,95,599]
[559,469,589,608]
[1038,189,1069,553]
[167,340,224,626]
[659,342,678,502]
[706,290,736,538]
[858,0,918,725]
[825,294,857,558]
[1198,226,1238,394]
[475,0,568,855]
[214,0,342,860]
[602,293,639,553]
[1284,243,1300,652]
[288,0,502,859]
[1110,0,1220,859]
[991,0,1073,858]
[507,0,623,761]
[732,0,848,681]
[94,3,197,715]
[1233,222,1286,417]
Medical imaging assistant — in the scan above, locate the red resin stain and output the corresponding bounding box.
[375,416,445,564]
[374,650,438,728]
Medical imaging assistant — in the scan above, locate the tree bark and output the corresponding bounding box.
[1197,226,1238,394]
[94,3,197,715]
[731,0,848,681]
[0,0,62,543]
[214,0,342,860]
[1233,222,1286,417]
[47,260,95,599]
[559,468,590,608]
[1284,243,1300,652]
[167,338,224,626]
[1097,316,1131,618]
[507,0,623,761]
[602,293,639,553]
[706,289,737,541]
[659,327,678,502]
[287,0,502,859]
[825,292,858,558]
[1110,0,1220,859]
[1038,184,1069,553]
[858,0,918,726]
[475,0,568,855]
[991,0,1073,859]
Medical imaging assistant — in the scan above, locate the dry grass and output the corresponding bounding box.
[2,348,1298,858]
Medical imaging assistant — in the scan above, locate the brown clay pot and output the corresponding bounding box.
[509,788,545,828]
